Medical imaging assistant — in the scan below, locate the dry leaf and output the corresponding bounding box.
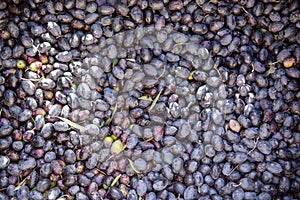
[125,58,136,62]
[128,159,141,174]
[104,103,118,126]
[55,116,86,132]
[111,174,122,187]
[138,96,153,101]
[264,65,276,77]
[144,136,154,142]
[149,88,163,112]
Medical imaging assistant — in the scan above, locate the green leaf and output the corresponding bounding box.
[55,116,86,132]
[188,70,197,80]
[111,174,122,187]
[0,19,8,22]
[71,83,77,90]
[129,124,134,130]
[104,103,118,126]
[112,58,119,68]
[149,88,163,112]
[103,183,109,189]
[138,96,153,101]
[125,58,136,62]
[261,28,267,33]
[111,135,117,141]
[50,181,56,188]
[264,66,276,77]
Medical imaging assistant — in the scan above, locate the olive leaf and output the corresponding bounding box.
[55,116,86,133]
[0,18,8,26]
[144,136,154,142]
[104,102,118,126]
[14,177,28,191]
[95,168,107,176]
[188,70,197,80]
[128,159,141,174]
[71,83,77,90]
[264,65,276,77]
[129,124,134,130]
[14,168,36,191]
[149,88,163,112]
[103,183,109,189]
[50,181,56,188]
[112,58,119,68]
[111,174,122,187]
[138,95,153,101]
[57,194,74,200]
[125,58,136,62]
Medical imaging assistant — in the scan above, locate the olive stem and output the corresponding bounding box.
[247,136,260,156]
[14,168,36,191]
[157,64,166,80]
[233,182,242,187]
[227,164,240,176]
[20,78,42,82]
[241,6,248,14]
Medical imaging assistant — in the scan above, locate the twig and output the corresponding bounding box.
[157,64,166,80]
[104,102,118,126]
[144,136,154,142]
[14,168,36,191]
[250,63,255,72]
[149,88,163,113]
[20,78,41,82]
[227,164,240,176]
[241,6,248,14]
[173,42,187,48]
[214,66,224,82]
[57,194,74,200]
[247,136,260,156]
[233,182,242,187]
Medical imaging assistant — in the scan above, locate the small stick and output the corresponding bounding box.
[157,64,166,80]
[227,164,240,176]
[241,6,248,14]
[247,136,260,156]
[233,182,242,187]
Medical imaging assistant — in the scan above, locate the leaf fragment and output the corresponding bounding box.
[14,177,28,191]
[188,70,197,80]
[104,103,118,126]
[149,88,163,112]
[95,168,107,176]
[129,124,134,130]
[71,83,77,90]
[264,65,276,77]
[144,136,154,142]
[103,183,109,189]
[125,58,136,62]
[128,159,141,174]
[261,28,267,33]
[50,181,56,188]
[14,168,36,191]
[55,116,86,132]
[112,58,119,68]
[111,174,122,187]
[138,96,153,101]
[57,194,75,200]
